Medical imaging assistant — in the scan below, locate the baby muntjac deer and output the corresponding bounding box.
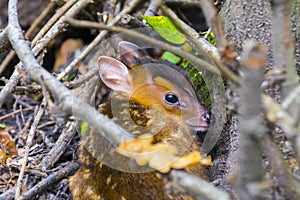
[69,41,211,200]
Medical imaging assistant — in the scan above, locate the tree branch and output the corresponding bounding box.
[0,67,21,106]
[56,0,142,81]
[7,0,132,147]
[199,0,227,49]
[39,121,77,170]
[271,0,300,100]
[263,94,298,138]
[0,28,8,51]
[0,0,91,108]
[170,170,231,200]
[18,162,80,200]
[15,105,44,199]
[31,0,78,47]
[237,41,266,200]
[63,17,221,76]
[160,4,242,86]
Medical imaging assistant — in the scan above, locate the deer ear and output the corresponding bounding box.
[118,41,150,67]
[98,56,133,93]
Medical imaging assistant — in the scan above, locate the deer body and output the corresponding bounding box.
[69,42,210,200]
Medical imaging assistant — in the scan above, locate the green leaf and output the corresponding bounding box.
[161,51,181,64]
[80,121,89,137]
[142,15,186,44]
[0,123,6,129]
[200,31,216,46]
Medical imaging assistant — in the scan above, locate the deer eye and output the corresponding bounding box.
[164,93,179,105]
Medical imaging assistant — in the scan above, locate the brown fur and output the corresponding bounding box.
[69,95,207,200]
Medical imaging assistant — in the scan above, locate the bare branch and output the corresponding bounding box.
[0,187,15,200]
[18,162,80,200]
[263,92,300,171]
[0,68,21,107]
[164,0,200,7]
[271,0,300,99]
[15,105,44,199]
[237,41,266,200]
[144,0,161,16]
[0,1,57,75]
[263,94,297,138]
[31,0,78,47]
[260,132,300,200]
[159,4,200,39]
[160,4,242,85]
[7,0,133,146]
[56,0,142,81]
[0,106,34,121]
[170,170,231,200]
[199,0,227,48]
[282,84,300,109]
[39,121,77,170]
[25,1,57,40]
[0,0,91,108]
[0,28,8,51]
[63,17,221,75]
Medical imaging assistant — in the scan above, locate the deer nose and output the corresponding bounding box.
[203,112,211,124]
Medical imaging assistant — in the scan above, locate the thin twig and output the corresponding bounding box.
[8,0,133,146]
[56,0,141,81]
[63,17,221,75]
[17,162,80,200]
[160,4,200,38]
[0,68,21,108]
[25,1,57,40]
[17,115,34,144]
[170,170,230,200]
[199,0,227,48]
[0,51,17,76]
[144,0,161,16]
[271,0,300,117]
[0,107,35,121]
[0,85,41,95]
[261,132,300,200]
[160,4,241,85]
[164,0,200,7]
[32,0,90,57]
[14,105,44,199]
[0,1,57,75]
[0,28,8,48]
[65,68,98,89]
[121,14,145,27]
[0,0,90,108]
[0,187,15,200]
[31,0,78,47]
[263,94,297,138]
[39,121,77,169]
[262,93,300,166]
[282,85,300,109]
[12,94,33,108]
[36,120,56,129]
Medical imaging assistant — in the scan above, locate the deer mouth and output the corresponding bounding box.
[185,112,210,131]
[186,123,209,131]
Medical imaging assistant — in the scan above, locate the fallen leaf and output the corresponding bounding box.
[117,134,211,173]
[0,128,18,164]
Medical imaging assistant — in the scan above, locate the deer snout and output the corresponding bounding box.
[202,111,211,124]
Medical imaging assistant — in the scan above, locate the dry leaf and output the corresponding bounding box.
[117,134,211,173]
[0,128,18,164]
